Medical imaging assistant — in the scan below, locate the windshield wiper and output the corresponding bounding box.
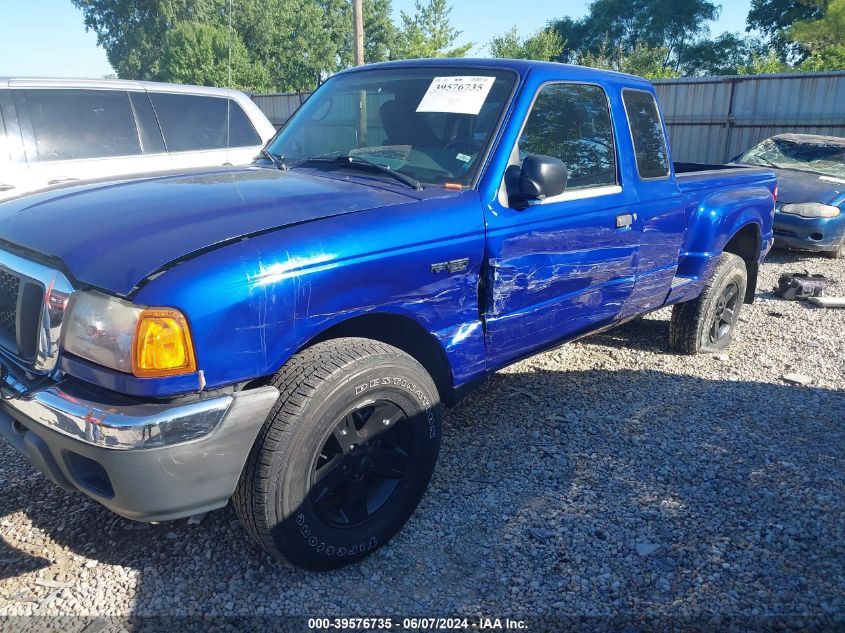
[260,149,287,171]
[295,155,422,190]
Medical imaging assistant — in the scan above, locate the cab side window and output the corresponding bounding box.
[149,93,261,152]
[517,83,618,190]
[19,89,142,161]
[622,89,670,179]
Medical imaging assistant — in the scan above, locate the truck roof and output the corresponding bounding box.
[337,57,654,88]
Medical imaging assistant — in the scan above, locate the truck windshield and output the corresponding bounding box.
[266,67,517,187]
[738,135,845,179]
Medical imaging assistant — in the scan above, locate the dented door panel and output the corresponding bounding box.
[482,190,640,368]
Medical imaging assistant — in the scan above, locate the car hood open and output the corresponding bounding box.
[0,166,417,296]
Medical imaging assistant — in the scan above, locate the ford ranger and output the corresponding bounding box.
[0,60,775,570]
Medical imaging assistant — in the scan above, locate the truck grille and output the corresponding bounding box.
[0,269,20,341]
[0,251,73,373]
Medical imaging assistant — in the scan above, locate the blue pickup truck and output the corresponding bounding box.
[0,59,775,570]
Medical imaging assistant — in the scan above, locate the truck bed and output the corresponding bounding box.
[674,163,774,193]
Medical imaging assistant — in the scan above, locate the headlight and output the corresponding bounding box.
[62,291,197,378]
[780,203,841,218]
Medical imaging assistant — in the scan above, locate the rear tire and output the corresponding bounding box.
[233,337,441,571]
[668,252,747,355]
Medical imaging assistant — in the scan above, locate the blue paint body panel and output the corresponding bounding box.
[0,60,776,399]
[767,168,845,252]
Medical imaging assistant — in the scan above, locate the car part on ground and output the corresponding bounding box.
[808,296,845,308]
[775,272,828,301]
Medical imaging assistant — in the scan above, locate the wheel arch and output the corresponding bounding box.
[304,312,455,405]
[723,222,761,303]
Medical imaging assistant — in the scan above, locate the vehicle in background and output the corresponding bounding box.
[0,78,275,201]
[0,59,775,571]
[733,134,845,258]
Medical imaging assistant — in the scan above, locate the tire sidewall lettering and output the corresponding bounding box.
[354,375,437,439]
[295,512,380,559]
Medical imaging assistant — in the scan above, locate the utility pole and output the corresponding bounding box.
[352,0,365,66]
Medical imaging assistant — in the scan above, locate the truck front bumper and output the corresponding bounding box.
[0,371,279,522]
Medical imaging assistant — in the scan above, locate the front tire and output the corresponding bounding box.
[668,252,747,354]
[233,338,441,570]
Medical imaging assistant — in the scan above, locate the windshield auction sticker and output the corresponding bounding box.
[416,76,496,115]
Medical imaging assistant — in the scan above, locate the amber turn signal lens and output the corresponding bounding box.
[132,309,197,378]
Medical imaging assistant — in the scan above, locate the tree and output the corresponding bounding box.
[790,0,844,48]
[228,0,347,91]
[71,0,220,80]
[737,50,794,74]
[578,41,680,79]
[550,0,720,70]
[363,0,398,62]
[746,0,827,61]
[392,0,472,59]
[160,22,271,91]
[71,0,398,92]
[790,0,845,69]
[489,27,564,61]
[800,44,845,69]
[679,32,768,76]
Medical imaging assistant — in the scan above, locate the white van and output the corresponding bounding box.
[0,78,276,200]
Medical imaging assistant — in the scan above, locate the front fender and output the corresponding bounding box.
[128,191,487,396]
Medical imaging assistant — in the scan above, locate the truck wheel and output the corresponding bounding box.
[233,338,441,570]
[668,252,747,354]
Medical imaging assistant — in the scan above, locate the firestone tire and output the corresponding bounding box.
[668,252,748,355]
[233,337,441,571]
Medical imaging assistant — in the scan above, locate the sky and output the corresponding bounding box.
[0,0,754,78]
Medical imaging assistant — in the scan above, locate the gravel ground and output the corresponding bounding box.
[1,248,843,628]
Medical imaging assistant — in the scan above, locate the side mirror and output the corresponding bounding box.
[508,154,568,209]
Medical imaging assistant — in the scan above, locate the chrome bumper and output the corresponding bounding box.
[0,373,280,521]
[1,369,240,450]
[6,381,234,450]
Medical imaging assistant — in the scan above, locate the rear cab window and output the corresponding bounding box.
[14,89,142,161]
[622,89,670,180]
[148,93,261,152]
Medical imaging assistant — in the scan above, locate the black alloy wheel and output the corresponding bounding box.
[708,281,740,345]
[310,400,415,528]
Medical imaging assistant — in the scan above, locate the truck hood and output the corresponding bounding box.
[771,168,845,206]
[0,166,416,296]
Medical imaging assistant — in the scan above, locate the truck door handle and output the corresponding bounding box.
[616,213,634,228]
[48,178,78,185]
[0,184,14,192]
